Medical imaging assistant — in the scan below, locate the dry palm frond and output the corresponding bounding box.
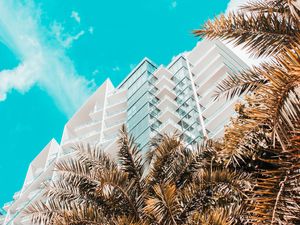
[248,131,300,224]
[173,144,215,188]
[114,216,150,225]
[144,182,180,225]
[240,0,291,14]
[53,204,107,225]
[26,129,249,224]
[189,207,233,225]
[214,69,267,100]
[244,48,300,148]
[221,45,300,168]
[146,134,184,185]
[194,12,299,57]
[118,125,144,184]
[24,200,59,225]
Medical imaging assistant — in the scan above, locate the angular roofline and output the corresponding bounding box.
[65,78,114,127]
[117,57,157,89]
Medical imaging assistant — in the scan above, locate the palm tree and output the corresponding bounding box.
[25,126,249,225]
[194,0,300,57]
[194,0,300,224]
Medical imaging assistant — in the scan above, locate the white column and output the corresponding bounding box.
[184,55,208,138]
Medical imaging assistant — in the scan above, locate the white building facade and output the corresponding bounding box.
[1,40,248,224]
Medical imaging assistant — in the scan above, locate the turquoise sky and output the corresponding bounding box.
[0,0,230,207]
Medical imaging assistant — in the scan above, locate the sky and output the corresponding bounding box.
[0,0,244,207]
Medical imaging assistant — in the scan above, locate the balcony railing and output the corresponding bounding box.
[75,120,101,132]
[6,189,43,225]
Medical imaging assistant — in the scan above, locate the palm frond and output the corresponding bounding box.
[26,134,249,224]
[53,204,106,225]
[146,134,184,185]
[118,125,144,184]
[99,168,140,219]
[144,182,180,225]
[194,12,299,57]
[214,68,267,100]
[189,207,232,225]
[73,143,117,172]
[240,0,289,14]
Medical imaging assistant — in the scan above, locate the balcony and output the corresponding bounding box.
[100,134,118,150]
[211,125,225,139]
[198,78,226,106]
[24,168,44,188]
[154,76,175,90]
[202,99,227,119]
[61,136,79,149]
[107,89,127,106]
[156,86,176,100]
[79,130,101,143]
[75,120,102,135]
[153,67,173,79]
[159,119,182,134]
[157,96,178,111]
[89,107,104,121]
[193,54,221,82]
[205,100,235,131]
[102,139,119,158]
[177,106,197,119]
[157,108,180,124]
[103,121,123,137]
[27,189,41,200]
[106,100,127,117]
[191,46,218,76]
[105,110,126,125]
[61,147,74,156]
[5,189,44,225]
[196,64,227,96]
[187,41,216,65]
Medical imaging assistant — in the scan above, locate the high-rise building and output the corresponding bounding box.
[1,39,248,225]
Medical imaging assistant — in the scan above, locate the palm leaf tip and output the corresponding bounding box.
[193,12,299,57]
[118,124,144,182]
[214,68,268,100]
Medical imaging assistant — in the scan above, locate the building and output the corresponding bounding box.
[1,39,248,224]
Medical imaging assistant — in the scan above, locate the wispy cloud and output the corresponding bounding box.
[51,22,85,48]
[71,10,81,23]
[63,30,85,48]
[0,1,94,116]
[88,26,94,34]
[170,1,177,9]
[129,64,136,70]
[92,69,99,76]
[112,66,120,72]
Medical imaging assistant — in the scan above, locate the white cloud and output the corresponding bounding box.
[0,58,39,101]
[0,1,93,116]
[88,26,94,34]
[63,30,85,48]
[129,64,136,70]
[92,69,99,76]
[71,10,81,23]
[171,1,177,9]
[112,66,120,72]
[51,22,85,48]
